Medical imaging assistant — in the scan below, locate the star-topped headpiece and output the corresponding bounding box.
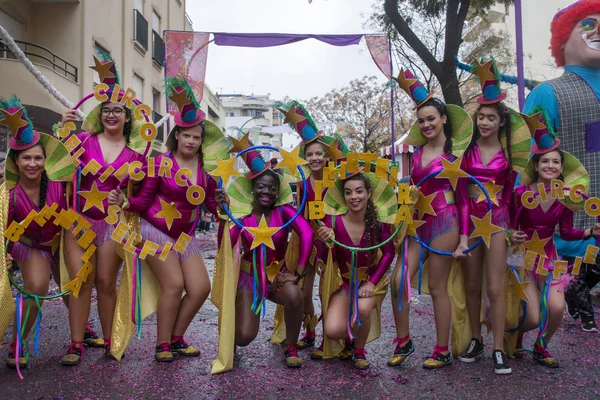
[0,95,41,150]
[278,101,322,145]
[229,132,272,179]
[392,68,434,108]
[472,57,507,104]
[520,106,560,155]
[90,47,120,87]
[166,76,205,129]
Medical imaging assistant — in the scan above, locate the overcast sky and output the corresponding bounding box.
[186,0,387,101]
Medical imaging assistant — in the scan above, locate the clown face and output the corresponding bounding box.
[564,14,600,68]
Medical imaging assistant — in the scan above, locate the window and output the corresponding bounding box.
[152,11,160,32]
[134,0,143,12]
[152,90,161,112]
[133,2,148,50]
[151,11,164,66]
[152,89,164,142]
[228,112,235,117]
[132,73,144,101]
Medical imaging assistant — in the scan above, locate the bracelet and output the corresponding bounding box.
[294,270,306,284]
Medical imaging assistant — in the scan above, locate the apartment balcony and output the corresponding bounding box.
[134,9,149,51]
[153,110,165,143]
[152,30,164,66]
[464,10,505,42]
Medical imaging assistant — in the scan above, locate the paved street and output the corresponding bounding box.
[1,230,599,399]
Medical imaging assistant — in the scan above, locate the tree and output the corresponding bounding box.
[380,0,514,106]
[305,76,411,153]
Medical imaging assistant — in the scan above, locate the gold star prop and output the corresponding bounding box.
[415,192,437,220]
[405,218,426,237]
[393,68,417,94]
[342,265,369,282]
[245,215,280,250]
[229,132,252,154]
[477,180,503,206]
[266,260,284,282]
[436,156,468,190]
[0,108,28,135]
[469,211,503,247]
[473,58,497,84]
[79,181,109,213]
[169,86,193,111]
[324,138,344,161]
[511,278,530,303]
[154,198,182,230]
[521,112,547,133]
[90,56,116,83]
[278,106,306,126]
[523,231,551,256]
[275,145,307,176]
[209,156,241,186]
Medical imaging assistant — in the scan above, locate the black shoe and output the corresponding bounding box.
[492,350,512,375]
[565,295,580,319]
[458,338,484,363]
[581,315,598,332]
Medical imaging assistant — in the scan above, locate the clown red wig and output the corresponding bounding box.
[551,0,600,67]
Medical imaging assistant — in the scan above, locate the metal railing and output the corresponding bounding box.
[134,9,148,50]
[0,39,78,82]
[152,30,164,66]
[153,110,164,143]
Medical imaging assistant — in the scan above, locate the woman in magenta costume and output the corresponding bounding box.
[509,108,600,368]
[2,96,75,369]
[317,169,397,370]
[215,138,313,369]
[58,53,148,366]
[388,68,473,369]
[109,78,229,362]
[452,58,531,374]
[276,100,348,358]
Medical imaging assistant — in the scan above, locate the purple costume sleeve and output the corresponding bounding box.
[127,175,160,213]
[282,204,313,268]
[559,208,585,241]
[203,173,219,217]
[368,223,395,286]
[456,155,470,236]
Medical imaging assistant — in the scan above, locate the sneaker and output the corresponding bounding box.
[310,343,324,360]
[284,344,302,368]
[296,331,316,350]
[565,295,580,319]
[338,342,354,360]
[170,338,200,357]
[352,348,369,370]
[387,338,415,367]
[155,343,174,362]
[532,346,559,368]
[581,316,598,332]
[423,349,452,369]
[83,322,105,348]
[61,342,83,366]
[458,338,484,363]
[492,350,512,375]
[6,344,27,370]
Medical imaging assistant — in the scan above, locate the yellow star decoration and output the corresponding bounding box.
[469,211,504,248]
[405,219,426,237]
[473,58,497,84]
[523,231,551,256]
[415,192,437,220]
[154,198,182,230]
[278,106,306,126]
[265,260,284,282]
[229,132,252,154]
[79,181,109,213]
[275,145,307,176]
[342,265,369,282]
[90,56,116,83]
[392,68,417,94]
[511,278,530,303]
[245,215,280,250]
[436,156,468,190]
[521,112,547,134]
[209,156,241,186]
[0,108,28,135]
[169,86,193,111]
[477,180,503,206]
[324,138,344,161]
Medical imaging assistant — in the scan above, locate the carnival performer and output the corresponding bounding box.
[389,69,473,369]
[274,101,348,359]
[1,96,75,369]
[523,0,600,333]
[108,77,229,362]
[509,108,600,368]
[213,138,313,370]
[317,169,397,370]
[58,52,148,366]
[453,58,531,374]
